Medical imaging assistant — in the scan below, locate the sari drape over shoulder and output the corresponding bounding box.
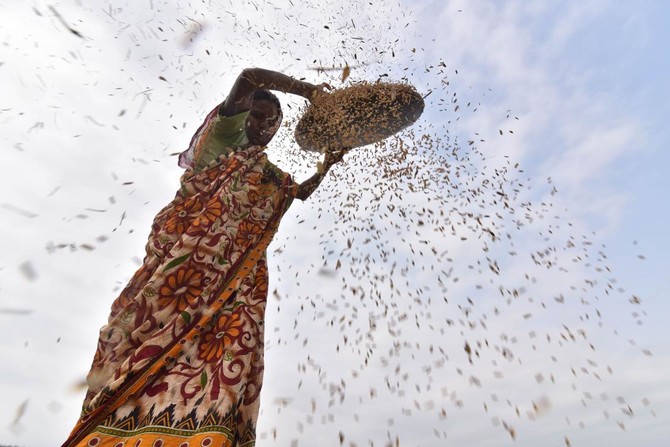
[63,140,298,446]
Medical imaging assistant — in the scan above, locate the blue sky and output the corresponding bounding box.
[0,0,668,446]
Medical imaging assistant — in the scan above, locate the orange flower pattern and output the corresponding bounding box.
[191,195,224,230]
[235,221,263,248]
[198,311,244,362]
[158,267,204,312]
[164,197,203,234]
[64,146,297,447]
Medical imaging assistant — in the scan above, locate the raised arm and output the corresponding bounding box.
[220,68,326,116]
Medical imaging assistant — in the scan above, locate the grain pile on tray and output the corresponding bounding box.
[294,81,424,152]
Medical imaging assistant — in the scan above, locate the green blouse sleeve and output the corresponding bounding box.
[194,111,250,171]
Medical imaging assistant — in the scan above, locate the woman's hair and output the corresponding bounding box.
[253,89,282,121]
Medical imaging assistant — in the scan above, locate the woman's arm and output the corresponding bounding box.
[220,68,325,116]
[295,148,349,201]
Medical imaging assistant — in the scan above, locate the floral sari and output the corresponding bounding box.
[63,145,297,447]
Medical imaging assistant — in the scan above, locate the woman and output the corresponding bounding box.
[63,68,346,447]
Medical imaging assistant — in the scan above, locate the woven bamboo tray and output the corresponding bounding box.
[295,81,424,152]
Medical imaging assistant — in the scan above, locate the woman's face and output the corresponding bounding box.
[246,99,281,146]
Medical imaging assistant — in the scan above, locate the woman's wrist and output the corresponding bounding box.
[301,81,318,100]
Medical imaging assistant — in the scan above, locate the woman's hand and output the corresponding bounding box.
[308,82,333,103]
[323,147,350,169]
[297,147,349,201]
